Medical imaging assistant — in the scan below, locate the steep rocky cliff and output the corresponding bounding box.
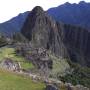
[61,24,90,67]
[21,6,90,67]
[21,6,68,58]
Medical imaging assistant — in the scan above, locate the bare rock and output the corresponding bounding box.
[46,84,58,90]
[0,58,21,71]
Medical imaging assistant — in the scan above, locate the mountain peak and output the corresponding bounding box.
[79,1,86,4]
[64,2,71,5]
[21,6,65,56]
[31,6,44,15]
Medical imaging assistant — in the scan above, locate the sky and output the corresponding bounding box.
[0,0,89,23]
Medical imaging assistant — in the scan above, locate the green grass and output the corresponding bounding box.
[0,47,34,70]
[21,61,34,70]
[0,69,45,90]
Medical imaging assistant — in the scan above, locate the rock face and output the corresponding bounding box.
[21,6,68,58]
[21,6,90,67]
[62,24,90,67]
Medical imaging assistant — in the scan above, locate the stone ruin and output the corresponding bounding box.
[0,58,21,71]
[27,47,53,77]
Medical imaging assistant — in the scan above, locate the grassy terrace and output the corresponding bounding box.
[0,47,34,70]
[0,69,45,90]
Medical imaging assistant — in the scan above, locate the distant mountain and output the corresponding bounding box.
[48,1,90,30]
[0,11,29,36]
[0,1,90,35]
[21,6,90,67]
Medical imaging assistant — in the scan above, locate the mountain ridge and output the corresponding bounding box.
[0,1,90,35]
[0,11,29,36]
[48,1,90,30]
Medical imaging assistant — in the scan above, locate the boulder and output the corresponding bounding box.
[46,84,58,90]
[0,58,20,71]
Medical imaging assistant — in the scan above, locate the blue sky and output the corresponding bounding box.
[0,0,89,23]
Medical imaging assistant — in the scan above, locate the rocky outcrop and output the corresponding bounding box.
[0,58,21,71]
[21,6,90,67]
[46,84,58,90]
[21,6,68,58]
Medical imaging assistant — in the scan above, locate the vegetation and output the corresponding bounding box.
[0,35,7,47]
[59,60,90,88]
[0,69,45,90]
[49,54,70,78]
[13,32,28,42]
[0,47,34,70]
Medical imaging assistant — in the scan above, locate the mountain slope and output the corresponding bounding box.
[0,12,29,36]
[48,1,90,30]
[21,6,90,67]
